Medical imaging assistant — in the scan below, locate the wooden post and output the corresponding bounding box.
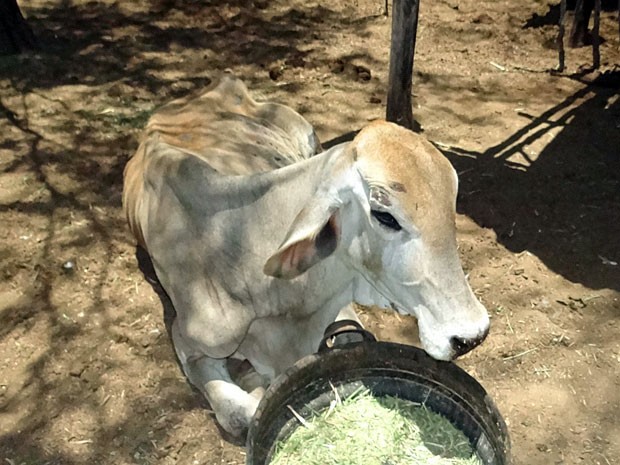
[386,0,420,130]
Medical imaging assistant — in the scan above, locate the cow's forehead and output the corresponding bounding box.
[352,121,457,235]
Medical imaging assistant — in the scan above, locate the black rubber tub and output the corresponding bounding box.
[246,341,511,465]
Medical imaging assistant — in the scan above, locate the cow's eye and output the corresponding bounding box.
[371,210,402,231]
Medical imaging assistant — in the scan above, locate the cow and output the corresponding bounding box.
[122,74,490,437]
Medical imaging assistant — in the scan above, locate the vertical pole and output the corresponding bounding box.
[592,0,600,69]
[386,0,420,130]
[558,0,566,72]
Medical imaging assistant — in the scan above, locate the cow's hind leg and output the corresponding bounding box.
[135,245,176,336]
[171,320,260,437]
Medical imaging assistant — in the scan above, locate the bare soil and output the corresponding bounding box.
[1,0,619,464]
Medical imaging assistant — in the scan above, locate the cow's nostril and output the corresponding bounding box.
[450,328,489,358]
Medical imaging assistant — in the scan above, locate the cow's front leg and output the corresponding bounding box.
[171,321,261,437]
[187,356,261,436]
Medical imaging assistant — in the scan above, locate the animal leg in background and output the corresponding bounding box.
[569,0,595,47]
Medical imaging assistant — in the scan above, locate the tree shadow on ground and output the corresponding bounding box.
[3,2,617,463]
[0,0,383,207]
[2,0,375,92]
[441,72,620,292]
[0,1,385,463]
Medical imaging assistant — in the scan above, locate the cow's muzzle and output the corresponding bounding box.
[450,326,489,358]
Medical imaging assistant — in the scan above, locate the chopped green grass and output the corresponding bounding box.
[270,387,482,465]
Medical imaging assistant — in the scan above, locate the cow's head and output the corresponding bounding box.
[264,121,489,361]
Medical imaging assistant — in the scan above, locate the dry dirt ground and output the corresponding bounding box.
[1,0,619,464]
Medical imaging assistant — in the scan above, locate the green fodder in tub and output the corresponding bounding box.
[270,387,483,465]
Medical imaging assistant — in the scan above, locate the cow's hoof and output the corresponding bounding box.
[569,30,593,48]
[215,396,260,437]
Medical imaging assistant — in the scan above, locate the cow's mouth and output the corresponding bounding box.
[388,301,452,361]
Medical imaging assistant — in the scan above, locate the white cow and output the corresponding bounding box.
[122,75,490,436]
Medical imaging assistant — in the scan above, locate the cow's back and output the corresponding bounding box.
[143,75,320,175]
[122,74,321,247]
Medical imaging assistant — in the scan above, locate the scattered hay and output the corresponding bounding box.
[270,387,482,465]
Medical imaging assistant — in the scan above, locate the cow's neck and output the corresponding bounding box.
[232,143,359,320]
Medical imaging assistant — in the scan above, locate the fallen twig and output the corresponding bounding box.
[502,348,537,361]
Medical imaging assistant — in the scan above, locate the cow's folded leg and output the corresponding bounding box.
[171,320,260,436]
[226,357,269,395]
[235,367,268,398]
[188,357,261,437]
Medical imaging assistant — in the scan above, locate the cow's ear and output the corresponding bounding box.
[264,206,340,279]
